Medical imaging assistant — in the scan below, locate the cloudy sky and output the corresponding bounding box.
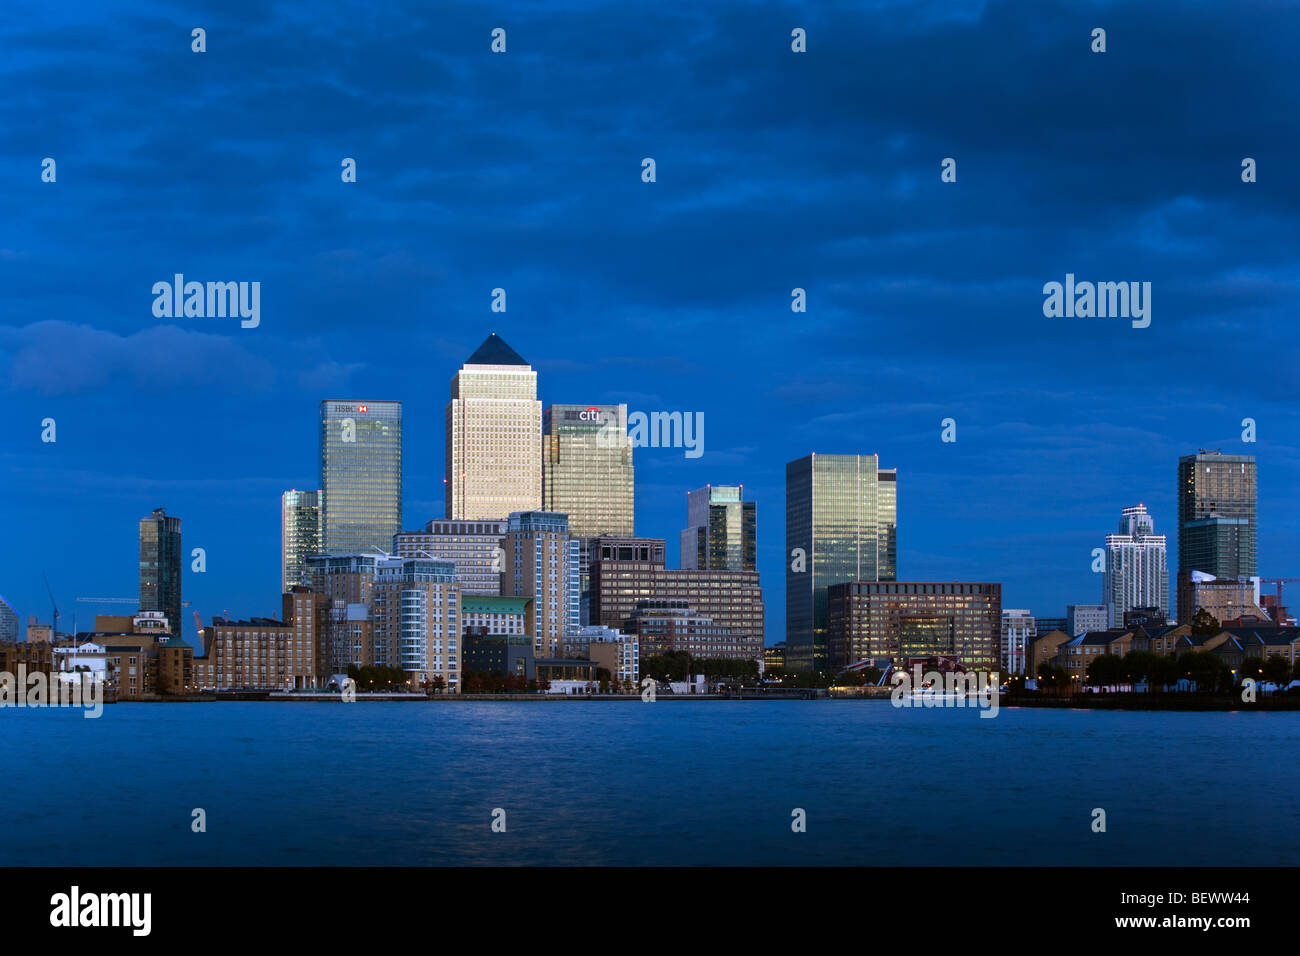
[2,0,1297,641]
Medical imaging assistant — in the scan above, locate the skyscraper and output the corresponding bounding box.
[543,403,634,624]
[785,454,897,672]
[1178,450,1257,620]
[501,511,580,658]
[542,403,634,537]
[139,507,182,637]
[446,333,542,520]
[0,595,18,642]
[1103,504,1169,627]
[282,489,322,591]
[319,400,402,556]
[681,485,756,571]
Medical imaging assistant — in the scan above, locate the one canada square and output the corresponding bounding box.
[445,333,542,520]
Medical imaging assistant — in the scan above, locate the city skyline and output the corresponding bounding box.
[3,1,1297,643]
[1,348,1291,645]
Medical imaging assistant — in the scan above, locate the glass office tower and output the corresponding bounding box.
[1178,450,1257,577]
[282,489,323,591]
[681,485,756,571]
[542,403,634,537]
[542,403,634,624]
[139,507,183,637]
[320,400,403,556]
[0,595,20,642]
[785,454,897,673]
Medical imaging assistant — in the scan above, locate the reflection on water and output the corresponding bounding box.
[2,701,1296,866]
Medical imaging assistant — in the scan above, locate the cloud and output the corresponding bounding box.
[0,321,276,396]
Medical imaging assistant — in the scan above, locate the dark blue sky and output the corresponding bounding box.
[2,0,1297,643]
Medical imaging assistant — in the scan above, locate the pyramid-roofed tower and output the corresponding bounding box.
[446,334,541,520]
[466,332,529,366]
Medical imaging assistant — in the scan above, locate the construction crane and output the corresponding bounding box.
[76,597,193,606]
[1259,578,1300,621]
[42,571,59,634]
[1260,578,1299,600]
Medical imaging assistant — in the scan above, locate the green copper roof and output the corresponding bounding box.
[461,596,530,614]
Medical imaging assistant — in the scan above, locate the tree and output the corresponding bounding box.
[1176,651,1231,693]
[640,651,691,682]
[1121,650,1171,691]
[1150,653,1180,692]
[833,667,882,687]
[1190,608,1221,638]
[692,658,761,682]
[1036,661,1068,691]
[1238,656,1266,686]
[1261,654,1292,686]
[1086,653,1126,689]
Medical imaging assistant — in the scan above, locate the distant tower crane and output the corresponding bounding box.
[42,571,59,634]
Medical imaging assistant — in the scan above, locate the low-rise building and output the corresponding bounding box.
[536,658,598,693]
[566,625,638,688]
[0,640,54,677]
[1228,626,1300,666]
[1179,573,1269,626]
[195,616,314,691]
[826,582,1003,673]
[1001,609,1036,676]
[1066,605,1108,637]
[462,596,531,639]
[631,601,739,660]
[1059,630,1135,683]
[1027,629,1072,677]
[463,634,534,680]
[52,641,109,685]
[158,639,196,694]
[101,643,154,698]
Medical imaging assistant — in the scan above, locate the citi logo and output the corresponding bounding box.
[579,407,602,422]
[50,886,151,936]
[151,274,260,328]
